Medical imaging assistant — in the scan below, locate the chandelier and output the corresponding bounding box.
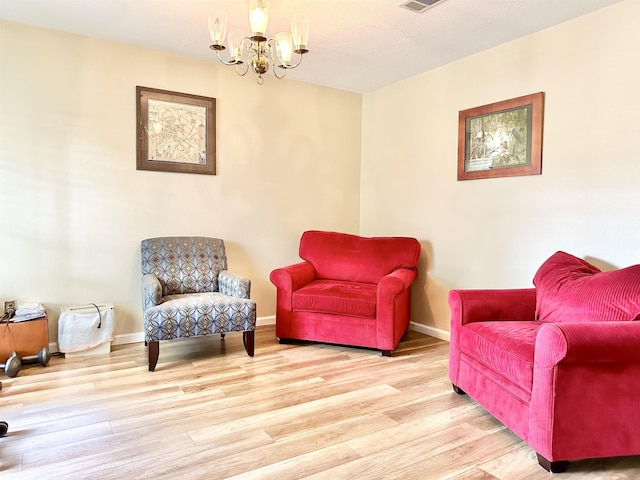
[208,0,310,85]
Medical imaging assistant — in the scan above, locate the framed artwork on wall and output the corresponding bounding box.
[136,86,216,175]
[457,92,544,181]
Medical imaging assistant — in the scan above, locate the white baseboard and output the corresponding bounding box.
[112,332,145,346]
[409,321,450,342]
[258,315,276,326]
[51,316,446,350]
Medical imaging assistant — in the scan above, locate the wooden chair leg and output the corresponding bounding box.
[148,341,159,372]
[537,454,569,473]
[243,331,255,357]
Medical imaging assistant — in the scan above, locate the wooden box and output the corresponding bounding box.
[0,316,49,361]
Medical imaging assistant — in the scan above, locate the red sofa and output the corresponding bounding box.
[449,251,640,472]
[270,230,421,355]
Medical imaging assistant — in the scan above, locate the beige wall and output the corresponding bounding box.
[2,1,639,345]
[0,21,362,342]
[360,0,640,334]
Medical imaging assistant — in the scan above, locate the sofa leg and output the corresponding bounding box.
[148,341,159,372]
[537,454,569,473]
[243,331,255,357]
[380,350,394,357]
[452,384,466,395]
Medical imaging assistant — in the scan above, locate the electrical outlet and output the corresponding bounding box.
[4,300,16,315]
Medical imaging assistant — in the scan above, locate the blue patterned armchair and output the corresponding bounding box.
[141,236,256,371]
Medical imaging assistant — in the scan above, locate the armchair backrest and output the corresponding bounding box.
[141,237,227,296]
[299,230,420,284]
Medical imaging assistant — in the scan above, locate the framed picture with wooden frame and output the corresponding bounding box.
[136,86,216,175]
[457,92,544,181]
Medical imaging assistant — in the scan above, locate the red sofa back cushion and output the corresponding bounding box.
[299,230,421,284]
[533,251,640,323]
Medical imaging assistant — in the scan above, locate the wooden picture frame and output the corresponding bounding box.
[136,86,216,175]
[457,92,544,181]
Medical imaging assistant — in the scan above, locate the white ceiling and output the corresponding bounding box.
[0,0,622,93]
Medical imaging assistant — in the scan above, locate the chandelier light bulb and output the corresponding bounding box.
[208,12,227,48]
[227,29,245,63]
[249,0,269,38]
[291,15,309,53]
[275,32,293,66]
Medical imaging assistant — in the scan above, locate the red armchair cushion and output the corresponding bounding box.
[533,251,640,323]
[292,280,377,318]
[299,230,420,284]
[460,321,541,398]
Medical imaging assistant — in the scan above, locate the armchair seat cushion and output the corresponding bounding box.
[292,280,377,318]
[460,321,541,398]
[144,292,256,342]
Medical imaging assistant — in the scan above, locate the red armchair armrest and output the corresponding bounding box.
[378,268,416,299]
[270,261,316,338]
[448,288,537,326]
[530,321,640,462]
[270,261,316,293]
[376,268,418,351]
[535,321,640,366]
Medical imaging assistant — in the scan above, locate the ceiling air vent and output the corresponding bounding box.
[398,0,447,14]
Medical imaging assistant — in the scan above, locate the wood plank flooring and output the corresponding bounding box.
[1,325,639,479]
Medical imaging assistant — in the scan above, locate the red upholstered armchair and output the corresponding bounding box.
[270,230,421,355]
[449,251,640,472]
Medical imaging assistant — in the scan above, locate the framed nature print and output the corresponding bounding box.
[136,86,216,175]
[457,92,544,181]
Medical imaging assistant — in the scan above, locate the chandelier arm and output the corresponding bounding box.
[282,52,303,70]
[263,38,281,78]
[235,62,250,76]
[258,39,270,66]
[272,64,287,79]
[215,49,243,66]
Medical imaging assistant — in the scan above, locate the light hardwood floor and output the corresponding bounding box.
[1,325,638,479]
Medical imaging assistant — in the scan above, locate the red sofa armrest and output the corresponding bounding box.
[530,321,640,462]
